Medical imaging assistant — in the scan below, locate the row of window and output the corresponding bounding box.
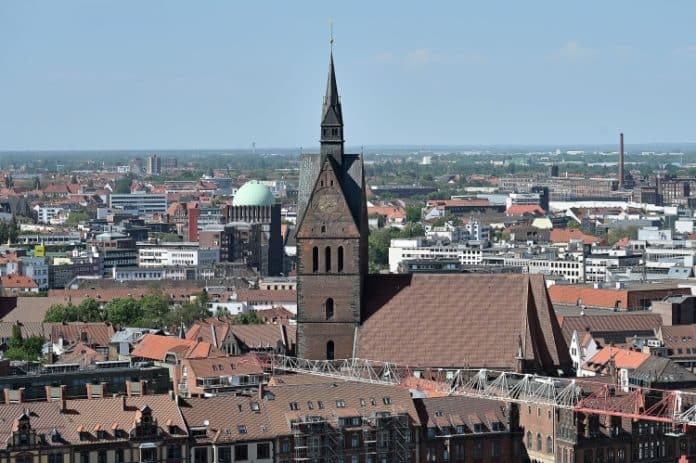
[526,431,553,454]
[311,246,344,273]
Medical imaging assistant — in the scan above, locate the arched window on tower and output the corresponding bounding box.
[312,247,318,273]
[337,246,344,272]
[326,341,335,360]
[325,298,334,320]
[325,246,331,272]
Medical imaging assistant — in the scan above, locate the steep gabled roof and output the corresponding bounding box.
[357,274,570,373]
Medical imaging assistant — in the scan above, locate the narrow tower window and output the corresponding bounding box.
[312,247,318,273]
[337,246,344,272]
[325,298,334,320]
[326,341,335,361]
[325,246,331,272]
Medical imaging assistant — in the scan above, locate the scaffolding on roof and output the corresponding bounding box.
[261,354,696,426]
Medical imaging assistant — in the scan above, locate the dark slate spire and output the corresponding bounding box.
[320,39,344,166]
[321,53,343,126]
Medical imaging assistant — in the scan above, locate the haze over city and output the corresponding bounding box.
[3,1,696,150]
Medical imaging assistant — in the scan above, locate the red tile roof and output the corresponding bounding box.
[131,334,225,361]
[357,274,571,373]
[0,274,38,289]
[550,228,601,245]
[583,346,650,373]
[505,205,545,216]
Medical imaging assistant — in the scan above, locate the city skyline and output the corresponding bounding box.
[3,1,696,150]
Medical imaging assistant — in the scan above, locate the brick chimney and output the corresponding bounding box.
[86,382,106,399]
[45,385,66,402]
[4,387,25,404]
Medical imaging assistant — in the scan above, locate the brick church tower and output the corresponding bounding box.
[295,49,368,360]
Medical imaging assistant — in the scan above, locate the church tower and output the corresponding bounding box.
[295,47,368,360]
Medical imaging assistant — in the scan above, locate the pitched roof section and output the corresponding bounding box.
[559,313,663,346]
[357,274,571,373]
[550,228,601,245]
[583,346,650,373]
[131,334,225,361]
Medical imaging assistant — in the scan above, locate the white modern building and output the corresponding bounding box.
[109,193,167,215]
[138,242,220,268]
[388,238,483,273]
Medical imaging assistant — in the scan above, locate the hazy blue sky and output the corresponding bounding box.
[2,1,696,150]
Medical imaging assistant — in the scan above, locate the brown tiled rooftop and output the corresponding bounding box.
[357,274,570,373]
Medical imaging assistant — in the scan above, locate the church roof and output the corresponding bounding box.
[357,274,571,374]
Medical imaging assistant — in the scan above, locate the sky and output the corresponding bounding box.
[2,1,696,150]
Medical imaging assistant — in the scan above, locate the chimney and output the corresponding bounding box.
[87,382,106,399]
[619,132,625,189]
[45,385,66,402]
[122,395,127,411]
[258,382,265,401]
[4,387,25,404]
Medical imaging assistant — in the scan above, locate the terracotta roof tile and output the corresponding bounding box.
[357,274,571,373]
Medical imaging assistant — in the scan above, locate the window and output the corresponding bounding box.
[336,399,346,408]
[492,440,502,457]
[80,452,89,463]
[218,447,232,463]
[473,442,483,458]
[325,298,334,320]
[327,341,335,360]
[289,402,299,411]
[168,445,182,461]
[115,449,124,463]
[352,433,360,448]
[141,448,156,463]
[382,397,392,405]
[48,454,63,463]
[257,443,270,459]
[234,445,248,461]
[98,451,107,463]
[325,246,331,272]
[526,431,532,449]
[238,424,247,434]
[318,400,325,409]
[193,447,207,463]
[537,433,542,451]
[547,436,553,454]
[307,401,314,410]
[312,247,318,273]
[338,246,344,272]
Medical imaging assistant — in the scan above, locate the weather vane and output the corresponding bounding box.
[329,20,334,53]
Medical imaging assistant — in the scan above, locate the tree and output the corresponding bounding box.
[607,226,638,246]
[104,298,143,326]
[232,311,263,325]
[65,210,91,226]
[406,205,422,223]
[5,326,44,360]
[44,298,102,322]
[114,174,134,194]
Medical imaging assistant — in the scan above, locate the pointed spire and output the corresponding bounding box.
[322,51,343,125]
[320,24,344,165]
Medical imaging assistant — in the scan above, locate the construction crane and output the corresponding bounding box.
[252,355,696,427]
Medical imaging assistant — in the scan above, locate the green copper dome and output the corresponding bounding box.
[233,180,276,206]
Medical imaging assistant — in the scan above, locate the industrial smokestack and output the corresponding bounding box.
[619,133,625,189]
